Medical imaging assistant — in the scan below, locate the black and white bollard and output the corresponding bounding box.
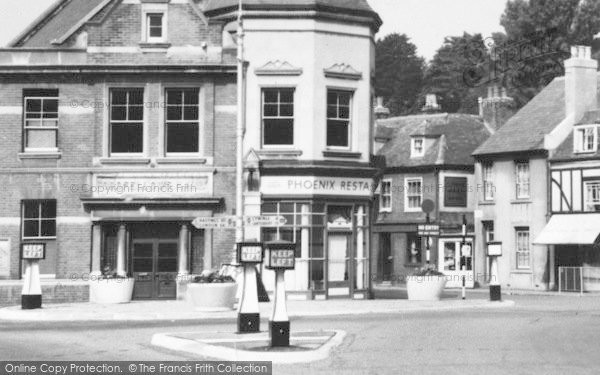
[487,242,503,302]
[270,269,290,347]
[461,275,466,300]
[264,240,296,348]
[21,243,46,310]
[489,255,501,301]
[237,243,264,333]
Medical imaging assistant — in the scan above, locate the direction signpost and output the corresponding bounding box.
[420,200,436,265]
[192,216,237,229]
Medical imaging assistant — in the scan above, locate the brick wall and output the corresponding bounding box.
[0,283,89,307]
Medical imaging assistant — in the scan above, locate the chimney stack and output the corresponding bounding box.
[421,94,441,113]
[480,84,515,131]
[374,96,390,119]
[565,45,598,122]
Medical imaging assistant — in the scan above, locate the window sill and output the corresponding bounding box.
[155,157,207,165]
[511,269,532,274]
[18,152,62,160]
[139,42,171,51]
[322,150,362,158]
[99,157,151,165]
[478,200,495,205]
[511,199,532,204]
[257,149,303,159]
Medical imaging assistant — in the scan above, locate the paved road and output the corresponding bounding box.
[1,295,599,375]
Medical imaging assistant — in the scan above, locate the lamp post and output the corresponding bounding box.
[460,215,469,300]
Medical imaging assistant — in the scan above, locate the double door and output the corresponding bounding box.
[132,239,178,299]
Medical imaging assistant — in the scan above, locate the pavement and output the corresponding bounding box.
[0,297,515,322]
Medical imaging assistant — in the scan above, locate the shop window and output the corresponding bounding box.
[326,90,352,148]
[574,126,597,153]
[515,227,530,269]
[379,180,392,212]
[411,137,424,157]
[515,162,530,199]
[23,89,59,152]
[482,162,495,201]
[262,88,294,146]
[22,200,56,239]
[444,176,468,207]
[406,233,422,264]
[404,177,422,212]
[584,181,600,212]
[165,88,200,154]
[327,205,352,228]
[110,88,144,155]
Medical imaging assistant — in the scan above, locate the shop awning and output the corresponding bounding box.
[534,214,600,245]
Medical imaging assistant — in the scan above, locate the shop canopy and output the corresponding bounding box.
[534,214,600,245]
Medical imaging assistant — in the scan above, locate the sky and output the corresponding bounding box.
[0,0,509,61]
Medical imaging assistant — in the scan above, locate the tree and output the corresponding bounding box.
[422,33,488,114]
[375,33,425,116]
[497,0,600,105]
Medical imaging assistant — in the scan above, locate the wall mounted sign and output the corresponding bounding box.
[487,242,503,256]
[93,173,212,198]
[237,242,264,264]
[21,243,46,260]
[444,177,468,207]
[261,176,375,197]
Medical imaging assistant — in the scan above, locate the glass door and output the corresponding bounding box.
[438,238,474,288]
[327,233,351,296]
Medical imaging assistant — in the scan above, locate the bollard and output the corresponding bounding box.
[236,242,264,333]
[264,240,295,348]
[21,243,45,310]
[487,242,503,301]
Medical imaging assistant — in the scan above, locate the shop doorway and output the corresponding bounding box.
[378,233,393,281]
[132,239,178,299]
[327,232,351,296]
[438,238,474,288]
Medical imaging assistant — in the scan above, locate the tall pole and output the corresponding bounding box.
[235,0,244,244]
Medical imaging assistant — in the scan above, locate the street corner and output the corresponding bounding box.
[151,330,347,364]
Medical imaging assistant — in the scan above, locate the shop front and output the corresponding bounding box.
[257,175,374,299]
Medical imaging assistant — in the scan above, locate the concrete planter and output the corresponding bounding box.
[186,283,238,312]
[406,275,447,301]
[89,278,135,304]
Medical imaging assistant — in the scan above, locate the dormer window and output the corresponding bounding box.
[574,125,597,153]
[142,4,168,44]
[411,137,424,157]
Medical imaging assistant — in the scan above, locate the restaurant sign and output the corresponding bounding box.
[261,176,375,197]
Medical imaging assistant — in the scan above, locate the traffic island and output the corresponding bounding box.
[151,330,345,364]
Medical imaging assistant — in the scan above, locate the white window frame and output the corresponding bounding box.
[326,89,353,150]
[261,87,295,148]
[379,179,392,213]
[404,177,423,212]
[164,88,201,156]
[23,94,59,153]
[574,125,597,153]
[482,162,495,201]
[584,180,600,212]
[109,88,145,157]
[411,137,425,157]
[22,200,57,240]
[515,228,530,270]
[142,4,168,43]
[515,162,530,199]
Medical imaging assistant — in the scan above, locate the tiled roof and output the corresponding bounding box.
[473,77,567,156]
[552,109,600,161]
[377,113,491,168]
[10,0,110,47]
[204,0,377,13]
[204,0,381,29]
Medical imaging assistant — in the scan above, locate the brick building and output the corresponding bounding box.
[0,0,239,302]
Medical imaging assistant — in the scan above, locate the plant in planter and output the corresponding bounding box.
[406,266,447,301]
[89,264,135,304]
[186,269,238,312]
